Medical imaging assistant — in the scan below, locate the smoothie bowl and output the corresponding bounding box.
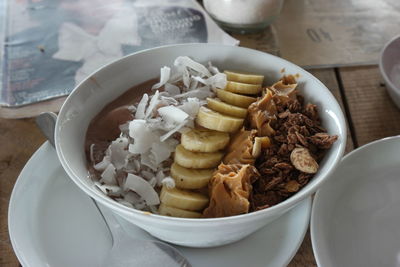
[55,44,346,247]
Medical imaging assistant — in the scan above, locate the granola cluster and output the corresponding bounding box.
[250,79,338,211]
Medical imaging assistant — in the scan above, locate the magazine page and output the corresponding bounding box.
[0,0,238,108]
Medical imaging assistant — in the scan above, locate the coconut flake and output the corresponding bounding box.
[141,170,154,180]
[133,159,141,171]
[148,177,157,187]
[124,174,160,205]
[174,56,212,77]
[89,144,95,163]
[188,78,199,91]
[94,155,111,171]
[94,181,121,195]
[150,141,175,165]
[208,61,220,75]
[152,66,171,90]
[178,97,201,118]
[144,90,160,119]
[135,94,149,119]
[100,164,117,185]
[181,68,191,88]
[127,105,137,113]
[123,190,142,205]
[124,156,139,173]
[160,95,179,105]
[164,83,181,96]
[140,152,158,171]
[174,86,213,99]
[193,72,227,89]
[158,106,189,126]
[155,170,165,186]
[161,177,175,189]
[160,120,187,142]
[119,122,130,133]
[146,117,164,130]
[128,119,158,154]
[110,137,129,170]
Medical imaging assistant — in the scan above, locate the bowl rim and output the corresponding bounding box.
[55,43,347,223]
[310,135,400,266]
[379,34,400,94]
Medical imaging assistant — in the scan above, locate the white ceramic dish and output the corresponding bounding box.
[55,43,346,247]
[311,136,400,267]
[379,35,400,109]
[9,142,312,267]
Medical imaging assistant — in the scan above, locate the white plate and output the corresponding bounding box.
[9,142,312,267]
[311,136,400,267]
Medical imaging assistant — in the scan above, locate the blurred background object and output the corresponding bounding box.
[0,0,399,119]
[379,35,400,109]
[203,0,285,33]
[0,0,237,111]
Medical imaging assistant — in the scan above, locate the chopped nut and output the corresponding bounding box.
[252,137,262,158]
[285,180,300,192]
[290,147,318,174]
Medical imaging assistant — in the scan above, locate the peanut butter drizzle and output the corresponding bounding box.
[269,75,298,105]
[247,90,277,137]
[203,164,259,218]
[223,129,257,165]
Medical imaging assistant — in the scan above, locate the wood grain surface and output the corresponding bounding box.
[339,66,400,146]
[1,66,398,267]
[0,118,45,267]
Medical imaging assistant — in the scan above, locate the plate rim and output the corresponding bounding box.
[8,141,54,267]
[311,135,400,266]
[9,141,312,267]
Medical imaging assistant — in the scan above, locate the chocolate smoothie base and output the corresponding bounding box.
[85,78,158,163]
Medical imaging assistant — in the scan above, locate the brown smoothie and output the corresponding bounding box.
[85,78,158,163]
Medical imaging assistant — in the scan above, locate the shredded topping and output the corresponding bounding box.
[89,57,226,211]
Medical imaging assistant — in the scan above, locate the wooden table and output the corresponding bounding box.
[1,65,400,266]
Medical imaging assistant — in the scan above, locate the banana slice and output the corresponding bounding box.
[158,203,202,218]
[207,98,248,118]
[174,144,223,168]
[171,162,214,189]
[224,70,264,84]
[181,128,230,152]
[258,136,271,148]
[196,106,244,133]
[160,186,209,211]
[225,81,262,95]
[216,89,257,108]
[251,136,272,158]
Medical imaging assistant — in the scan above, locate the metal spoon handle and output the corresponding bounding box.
[35,112,58,147]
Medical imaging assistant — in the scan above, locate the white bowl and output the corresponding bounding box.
[311,136,400,267]
[55,44,346,247]
[379,35,400,109]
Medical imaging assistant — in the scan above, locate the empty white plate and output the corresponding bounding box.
[9,142,312,267]
[311,136,400,267]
